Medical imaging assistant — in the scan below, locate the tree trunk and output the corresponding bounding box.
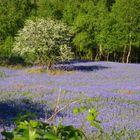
[126,33,132,63]
[99,44,102,60]
[126,45,131,63]
[95,53,99,61]
[95,47,99,61]
[122,45,127,63]
[95,45,102,61]
[107,53,109,61]
[47,60,53,72]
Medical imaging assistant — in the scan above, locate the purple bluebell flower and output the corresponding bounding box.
[0,62,140,138]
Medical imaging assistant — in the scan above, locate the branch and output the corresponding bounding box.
[47,100,80,122]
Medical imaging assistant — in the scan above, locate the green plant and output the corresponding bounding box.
[86,108,103,132]
[1,120,83,140]
[73,107,103,132]
[12,18,73,68]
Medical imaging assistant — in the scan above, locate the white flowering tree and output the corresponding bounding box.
[12,18,73,69]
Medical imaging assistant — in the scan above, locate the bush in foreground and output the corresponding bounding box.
[2,106,140,140]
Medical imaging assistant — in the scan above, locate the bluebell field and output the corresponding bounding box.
[0,61,140,139]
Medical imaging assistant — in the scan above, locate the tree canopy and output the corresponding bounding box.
[12,18,73,67]
[0,0,140,64]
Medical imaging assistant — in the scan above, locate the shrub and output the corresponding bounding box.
[12,18,73,69]
[1,120,83,140]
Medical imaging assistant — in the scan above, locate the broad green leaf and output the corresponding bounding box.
[72,108,79,114]
[44,133,60,140]
[29,120,40,128]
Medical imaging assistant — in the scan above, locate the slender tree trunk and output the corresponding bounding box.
[95,45,102,61]
[95,47,99,61]
[122,45,127,63]
[126,33,132,63]
[47,60,52,72]
[99,44,102,60]
[126,45,131,63]
[95,53,99,61]
[107,53,109,61]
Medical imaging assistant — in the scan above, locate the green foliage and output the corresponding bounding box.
[71,1,97,60]
[0,0,140,64]
[72,106,87,115]
[2,108,140,140]
[73,106,103,133]
[0,0,33,59]
[105,0,140,62]
[86,108,103,132]
[0,36,14,58]
[37,0,65,20]
[63,0,81,25]
[0,0,32,40]
[2,120,83,140]
[2,107,102,140]
[12,18,73,67]
[57,124,83,140]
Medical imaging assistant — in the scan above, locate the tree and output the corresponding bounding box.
[0,0,33,59]
[63,0,81,25]
[37,0,65,20]
[71,1,97,60]
[12,18,73,68]
[110,0,140,63]
[0,36,14,57]
[93,0,109,61]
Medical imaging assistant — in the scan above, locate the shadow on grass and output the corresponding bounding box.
[54,64,110,72]
[0,98,65,127]
[54,60,111,72]
[57,60,94,65]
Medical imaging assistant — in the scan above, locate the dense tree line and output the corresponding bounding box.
[0,0,35,63]
[0,0,140,64]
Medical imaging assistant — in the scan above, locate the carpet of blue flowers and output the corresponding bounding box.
[0,61,140,138]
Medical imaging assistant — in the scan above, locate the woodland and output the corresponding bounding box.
[0,0,140,65]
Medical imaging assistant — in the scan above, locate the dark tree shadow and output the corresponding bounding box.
[56,60,93,65]
[8,56,25,65]
[71,65,109,72]
[54,63,110,72]
[0,98,65,127]
[54,60,111,72]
